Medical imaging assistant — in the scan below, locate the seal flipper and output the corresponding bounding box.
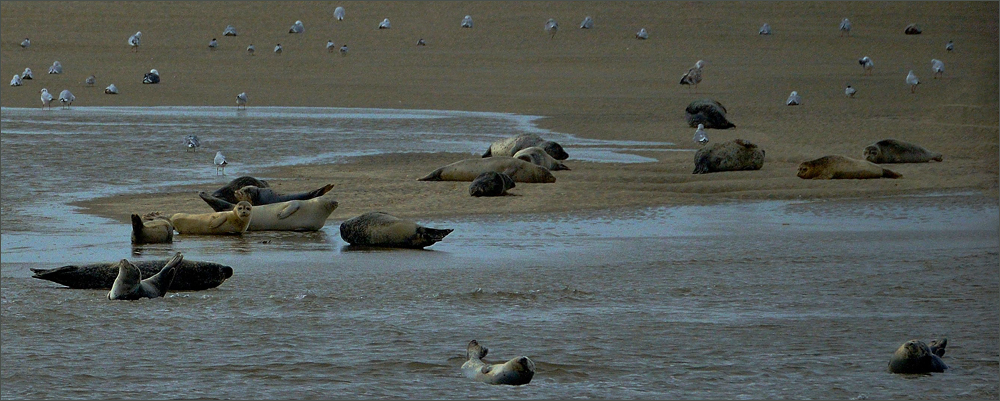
[929,338,947,357]
[141,252,182,298]
[277,202,302,219]
[881,168,902,179]
[417,168,444,181]
[416,227,454,247]
[481,365,493,374]
[467,340,489,360]
[482,148,492,158]
[200,191,236,212]
[131,214,145,238]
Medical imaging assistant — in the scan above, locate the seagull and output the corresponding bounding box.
[845,84,856,98]
[326,40,336,52]
[786,91,801,106]
[236,92,248,109]
[545,18,558,39]
[247,44,255,56]
[945,40,954,52]
[693,123,709,145]
[635,28,648,39]
[289,20,304,33]
[416,38,426,46]
[858,56,873,76]
[20,37,30,49]
[379,18,391,29]
[40,88,54,109]
[214,151,228,175]
[58,89,76,109]
[105,84,118,94]
[185,135,201,151]
[580,16,594,29]
[85,75,96,86]
[209,38,218,50]
[10,74,23,86]
[223,25,237,36]
[679,60,704,90]
[274,43,282,54]
[759,23,771,35]
[906,70,920,93]
[839,18,851,36]
[142,69,160,84]
[21,67,33,79]
[48,61,62,74]
[128,31,141,52]
[931,59,945,79]
[461,15,473,28]
[340,44,348,55]
[334,6,345,21]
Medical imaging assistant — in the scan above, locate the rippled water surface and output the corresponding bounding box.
[1,107,997,399]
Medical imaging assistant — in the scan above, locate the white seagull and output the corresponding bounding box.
[236,92,248,109]
[289,20,305,33]
[545,18,558,39]
[636,28,648,39]
[580,16,594,29]
[845,84,856,98]
[334,6,345,21]
[48,61,62,74]
[340,44,348,55]
[20,37,30,49]
[462,15,473,28]
[247,44,255,56]
[58,89,75,108]
[839,18,851,36]
[759,23,771,35]
[214,151,228,175]
[931,59,945,79]
[679,60,704,90]
[21,67,33,79]
[906,70,920,93]
[105,84,118,94]
[858,56,873,76]
[379,18,391,29]
[10,74,22,86]
[185,135,201,151]
[85,75,96,86]
[40,88,54,109]
[223,25,238,36]
[786,91,801,106]
[128,31,141,52]
[274,43,282,54]
[209,38,218,50]
[693,124,708,145]
[326,40,336,52]
[945,40,954,52]
[416,38,427,46]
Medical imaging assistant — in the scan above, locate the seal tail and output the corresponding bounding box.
[481,148,492,158]
[418,227,454,244]
[881,168,902,179]
[467,340,488,360]
[931,154,943,162]
[417,168,444,181]
[199,191,236,212]
[929,338,947,357]
[131,213,145,237]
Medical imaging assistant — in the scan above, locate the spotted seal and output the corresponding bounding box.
[170,201,253,235]
[108,252,182,300]
[862,139,943,164]
[131,211,174,244]
[685,99,736,129]
[31,259,234,291]
[461,340,535,386]
[482,133,569,160]
[888,339,948,374]
[198,192,339,231]
[693,139,765,174]
[339,211,453,249]
[418,157,556,183]
[797,155,902,179]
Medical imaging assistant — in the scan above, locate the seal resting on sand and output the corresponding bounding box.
[131,211,174,244]
[108,252,182,300]
[513,146,570,171]
[198,192,339,231]
[31,259,234,291]
[211,176,270,204]
[482,133,569,160]
[692,139,765,174]
[797,155,902,179]
[888,339,948,374]
[231,183,335,206]
[418,157,556,183]
[862,139,943,164]
[461,340,535,386]
[685,99,736,129]
[170,201,253,235]
[470,171,516,197]
[339,211,453,249]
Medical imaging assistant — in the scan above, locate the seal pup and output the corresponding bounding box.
[108,252,182,300]
[31,259,233,291]
[199,192,339,231]
[170,201,252,235]
[469,171,516,197]
[888,339,948,374]
[461,340,535,386]
[685,99,735,129]
[339,212,453,249]
[419,157,556,183]
[693,139,765,174]
[210,176,271,205]
[797,155,901,179]
[482,133,569,160]
[863,139,942,164]
[131,211,174,244]
[513,147,570,171]
[235,184,335,206]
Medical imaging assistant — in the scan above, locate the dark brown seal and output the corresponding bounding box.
[797,155,902,179]
[693,139,764,174]
[469,171,516,197]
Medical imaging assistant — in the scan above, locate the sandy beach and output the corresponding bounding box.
[2,1,997,223]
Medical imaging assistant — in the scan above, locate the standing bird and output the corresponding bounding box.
[931,59,945,79]
[247,44,255,56]
[858,56,873,76]
[326,40,336,52]
[214,151,228,175]
[85,75,96,87]
[906,70,920,93]
[839,18,851,36]
[635,28,648,40]
[40,88,54,109]
[693,124,709,145]
[236,92,248,109]
[759,23,771,35]
[340,44,348,55]
[20,37,30,49]
[786,91,801,106]
[289,20,305,33]
[945,40,954,52]
[274,43,282,54]
[59,90,76,108]
[379,18,391,29]
[48,61,62,74]
[185,135,201,151]
[416,38,427,46]
[209,38,218,50]
[21,67,33,80]
[10,74,23,86]
[461,15,473,28]
[844,84,857,98]
[545,18,558,39]
[334,6,345,21]
[128,31,141,52]
[580,16,594,29]
[679,60,704,90]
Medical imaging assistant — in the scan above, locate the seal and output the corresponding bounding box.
[693,139,765,174]
[170,201,253,235]
[131,211,174,244]
[234,183,335,206]
[685,99,736,129]
[108,252,182,300]
[862,139,943,164]
[339,211,453,249]
[797,155,902,179]
[888,338,948,374]
[211,176,271,205]
[31,259,234,291]
[418,157,556,183]
[461,340,535,386]
[513,146,570,171]
[482,133,569,160]
[198,192,339,231]
[470,171,516,197]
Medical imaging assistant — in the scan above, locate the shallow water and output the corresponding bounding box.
[1,107,998,399]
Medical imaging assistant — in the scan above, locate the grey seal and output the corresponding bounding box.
[513,146,570,171]
[693,139,765,174]
[233,183,335,206]
[862,139,943,164]
[482,133,569,160]
[31,259,234,291]
[469,171,516,197]
[888,339,948,374]
[418,157,556,183]
[685,99,736,129]
[461,340,535,386]
[339,211,453,249]
[108,252,182,300]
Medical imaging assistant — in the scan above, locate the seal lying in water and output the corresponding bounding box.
[131,211,174,244]
[685,99,736,129]
[418,157,556,183]
[108,252,182,300]
[797,155,902,179]
[198,192,339,231]
[461,340,535,386]
[862,139,943,164]
[339,211,453,249]
[210,176,270,204]
[31,259,234,291]
[469,171,516,197]
[693,139,765,174]
[482,133,569,160]
[888,338,948,374]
